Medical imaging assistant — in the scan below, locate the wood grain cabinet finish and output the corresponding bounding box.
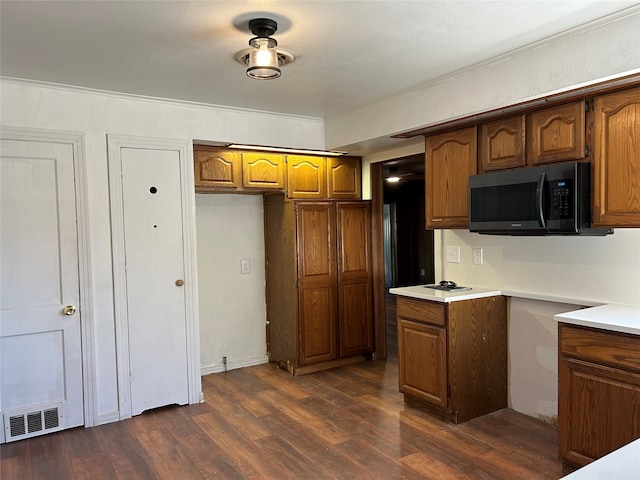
[479,115,526,172]
[396,295,507,423]
[558,323,640,467]
[327,157,362,199]
[425,126,477,229]
[242,152,285,190]
[527,101,587,166]
[286,155,327,199]
[265,198,373,374]
[592,86,640,227]
[193,146,242,191]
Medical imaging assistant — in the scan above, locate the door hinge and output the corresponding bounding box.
[584,100,590,112]
[584,145,590,157]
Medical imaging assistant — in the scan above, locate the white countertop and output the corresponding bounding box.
[388,285,502,303]
[560,439,640,480]
[554,303,640,336]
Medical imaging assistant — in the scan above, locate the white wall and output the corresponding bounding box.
[326,7,640,151]
[195,194,267,374]
[442,230,640,307]
[0,80,325,423]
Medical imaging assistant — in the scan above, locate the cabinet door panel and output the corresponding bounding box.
[299,286,337,365]
[397,319,447,409]
[297,203,337,365]
[528,101,586,165]
[287,156,327,199]
[193,148,241,190]
[479,115,525,172]
[336,202,373,357]
[339,283,373,356]
[559,357,640,467]
[425,126,477,229]
[593,87,640,227]
[327,157,361,199]
[242,153,285,190]
[297,203,334,278]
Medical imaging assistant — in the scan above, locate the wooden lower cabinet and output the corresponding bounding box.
[265,197,373,374]
[558,323,640,467]
[397,295,507,423]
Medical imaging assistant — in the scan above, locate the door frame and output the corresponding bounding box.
[0,125,97,430]
[107,134,201,420]
[370,162,387,359]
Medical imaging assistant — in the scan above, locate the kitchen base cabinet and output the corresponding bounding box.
[397,295,507,423]
[265,197,373,375]
[558,323,640,468]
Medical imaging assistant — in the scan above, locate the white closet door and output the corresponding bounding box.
[0,139,83,442]
[120,146,189,416]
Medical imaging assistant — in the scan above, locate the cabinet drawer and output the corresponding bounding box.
[397,297,445,327]
[560,323,640,372]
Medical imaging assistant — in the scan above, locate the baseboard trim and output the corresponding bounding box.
[201,355,268,376]
[96,411,120,426]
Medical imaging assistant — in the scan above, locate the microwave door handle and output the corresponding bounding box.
[536,172,547,229]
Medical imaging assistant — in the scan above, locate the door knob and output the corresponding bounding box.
[63,305,77,316]
[175,279,184,287]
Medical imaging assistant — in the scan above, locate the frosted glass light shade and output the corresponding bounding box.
[247,37,280,79]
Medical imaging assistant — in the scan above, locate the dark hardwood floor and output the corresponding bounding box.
[1,297,566,479]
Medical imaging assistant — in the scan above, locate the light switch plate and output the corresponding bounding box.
[446,245,461,263]
[240,259,251,274]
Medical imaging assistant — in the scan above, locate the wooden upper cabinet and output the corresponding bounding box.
[193,146,241,190]
[287,155,327,199]
[327,157,361,199]
[479,114,526,172]
[425,126,477,229]
[242,152,285,190]
[527,101,586,165]
[592,86,640,227]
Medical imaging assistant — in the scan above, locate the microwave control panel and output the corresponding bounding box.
[550,179,573,219]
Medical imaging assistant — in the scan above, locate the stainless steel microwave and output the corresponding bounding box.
[468,162,613,236]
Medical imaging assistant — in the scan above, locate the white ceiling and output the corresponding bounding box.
[1,1,638,120]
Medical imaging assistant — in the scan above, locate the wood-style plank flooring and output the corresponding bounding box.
[1,295,567,479]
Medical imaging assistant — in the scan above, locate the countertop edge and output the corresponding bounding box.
[554,304,640,336]
[560,439,640,480]
[389,286,502,303]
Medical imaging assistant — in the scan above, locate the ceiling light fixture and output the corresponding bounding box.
[386,167,401,183]
[234,18,295,80]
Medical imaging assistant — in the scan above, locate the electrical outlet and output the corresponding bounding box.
[473,248,484,265]
[446,245,461,263]
[240,259,251,274]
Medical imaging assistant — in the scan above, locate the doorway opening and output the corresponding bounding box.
[380,154,435,355]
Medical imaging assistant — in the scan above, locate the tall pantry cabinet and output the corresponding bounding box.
[264,196,373,374]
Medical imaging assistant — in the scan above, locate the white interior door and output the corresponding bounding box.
[120,146,189,416]
[0,139,83,442]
